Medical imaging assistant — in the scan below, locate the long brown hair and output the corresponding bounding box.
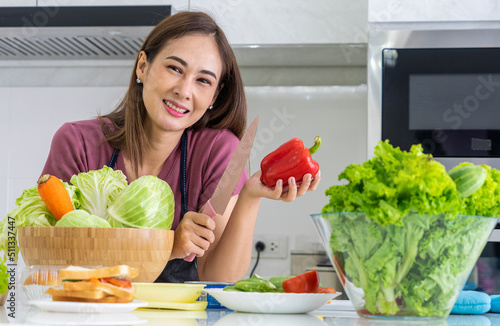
[100,11,247,173]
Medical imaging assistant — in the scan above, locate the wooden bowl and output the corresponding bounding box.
[18,226,174,283]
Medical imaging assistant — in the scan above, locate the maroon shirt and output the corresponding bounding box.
[42,118,248,230]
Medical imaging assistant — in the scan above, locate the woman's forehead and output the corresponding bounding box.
[157,34,223,75]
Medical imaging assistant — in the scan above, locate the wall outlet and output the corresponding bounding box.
[252,234,288,259]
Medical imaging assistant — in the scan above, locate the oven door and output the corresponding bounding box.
[382,48,500,158]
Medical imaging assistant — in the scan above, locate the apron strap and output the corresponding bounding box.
[108,148,120,168]
[180,130,188,217]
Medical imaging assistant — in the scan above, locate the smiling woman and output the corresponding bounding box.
[40,11,321,284]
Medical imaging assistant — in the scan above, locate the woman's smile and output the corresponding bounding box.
[163,100,189,117]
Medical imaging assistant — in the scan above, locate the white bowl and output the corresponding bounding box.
[205,288,340,314]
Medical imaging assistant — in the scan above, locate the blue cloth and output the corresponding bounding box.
[490,295,500,313]
[451,291,491,315]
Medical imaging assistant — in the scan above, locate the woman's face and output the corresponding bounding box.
[136,33,223,134]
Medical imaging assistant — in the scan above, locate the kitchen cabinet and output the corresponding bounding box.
[0,0,35,5]
[36,0,185,7]
[190,0,367,45]
[369,0,500,23]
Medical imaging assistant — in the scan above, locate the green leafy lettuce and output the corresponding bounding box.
[322,140,462,223]
[107,175,174,229]
[0,261,7,295]
[321,140,499,317]
[56,210,111,228]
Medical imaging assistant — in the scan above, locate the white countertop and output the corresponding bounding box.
[1,300,500,326]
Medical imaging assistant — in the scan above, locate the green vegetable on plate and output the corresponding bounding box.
[225,274,278,292]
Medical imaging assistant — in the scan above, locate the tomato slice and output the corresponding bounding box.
[100,277,132,288]
[282,270,320,293]
[317,287,336,293]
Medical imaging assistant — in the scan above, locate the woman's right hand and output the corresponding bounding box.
[170,211,216,260]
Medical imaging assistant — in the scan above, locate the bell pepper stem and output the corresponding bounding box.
[309,136,321,155]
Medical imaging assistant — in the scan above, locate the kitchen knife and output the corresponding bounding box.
[184,116,259,261]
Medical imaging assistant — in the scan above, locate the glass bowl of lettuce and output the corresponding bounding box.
[312,212,496,319]
[312,140,500,319]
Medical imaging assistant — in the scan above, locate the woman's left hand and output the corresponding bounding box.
[243,170,321,202]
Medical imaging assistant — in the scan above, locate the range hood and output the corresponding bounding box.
[0,6,171,60]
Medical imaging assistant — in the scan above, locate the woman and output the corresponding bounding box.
[41,11,320,282]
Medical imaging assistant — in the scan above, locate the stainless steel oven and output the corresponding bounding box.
[368,28,500,294]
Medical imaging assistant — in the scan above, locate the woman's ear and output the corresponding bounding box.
[136,51,148,81]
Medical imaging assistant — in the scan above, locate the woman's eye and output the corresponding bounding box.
[198,78,211,85]
[168,65,181,73]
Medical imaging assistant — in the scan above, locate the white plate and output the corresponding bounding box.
[205,289,341,314]
[28,299,148,314]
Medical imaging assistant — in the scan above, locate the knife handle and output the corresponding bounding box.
[183,200,217,262]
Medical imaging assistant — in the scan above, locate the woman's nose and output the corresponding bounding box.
[174,77,192,100]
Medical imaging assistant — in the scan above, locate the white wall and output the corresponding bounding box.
[246,86,367,278]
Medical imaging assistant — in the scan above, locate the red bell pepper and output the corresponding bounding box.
[282,270,320,293]
[260,136,321,187]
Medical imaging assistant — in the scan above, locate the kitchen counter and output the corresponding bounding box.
[1,301,500,326]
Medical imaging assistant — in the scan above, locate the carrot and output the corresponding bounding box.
[37,174,74,221]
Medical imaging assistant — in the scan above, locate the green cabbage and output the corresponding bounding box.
[56,210,111,228]
[107,175,174,229]
[70,166,127,221]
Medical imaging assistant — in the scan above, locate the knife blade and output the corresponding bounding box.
[184,116,259,261]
